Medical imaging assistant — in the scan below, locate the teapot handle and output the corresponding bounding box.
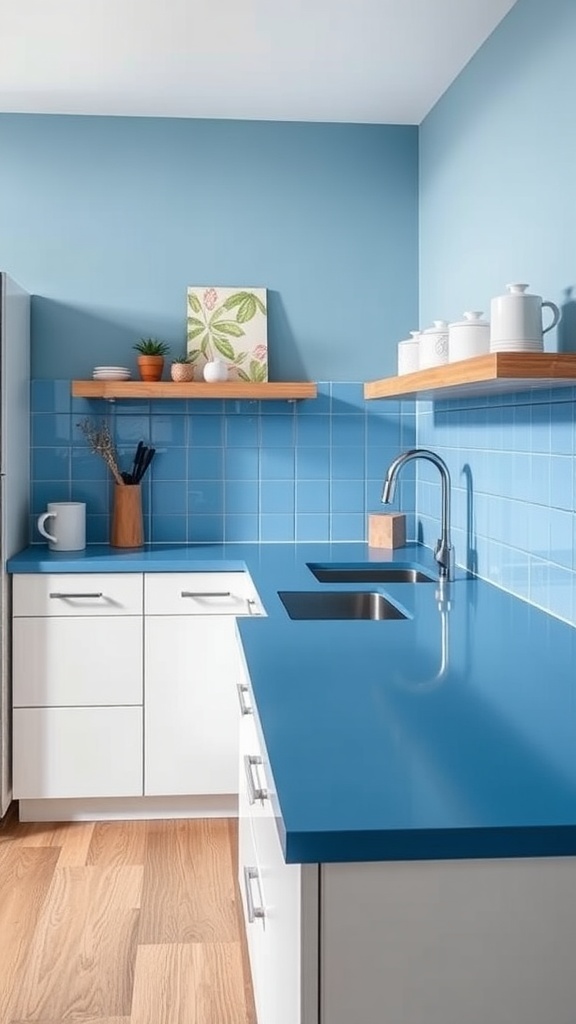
[542,301,561,335]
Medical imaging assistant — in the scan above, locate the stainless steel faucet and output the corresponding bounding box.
[381,449,453,581]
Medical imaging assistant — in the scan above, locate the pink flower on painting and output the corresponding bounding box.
[253,344,267,361]
[203,288,218,311]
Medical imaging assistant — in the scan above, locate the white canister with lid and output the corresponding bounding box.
[397,330,421,375]
[419,320,449,370]
[490,283,561,350]
[448,311,490,362]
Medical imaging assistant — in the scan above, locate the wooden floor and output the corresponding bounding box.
[0,807,256,1023]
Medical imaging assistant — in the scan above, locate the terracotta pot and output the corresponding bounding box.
[170,362,195,382]
[137,355,165,382]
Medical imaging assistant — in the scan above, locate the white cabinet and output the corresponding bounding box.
[13,706,142,799]
[144,571,263,797]
[12,573,144,801]
[237,646,318,1024]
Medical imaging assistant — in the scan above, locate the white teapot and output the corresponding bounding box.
[490,283,561,351]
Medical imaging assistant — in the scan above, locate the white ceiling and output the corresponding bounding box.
[0,0,518,124]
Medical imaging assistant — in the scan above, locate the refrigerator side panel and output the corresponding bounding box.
[0,272,31,816]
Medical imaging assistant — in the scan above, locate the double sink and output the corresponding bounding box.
[279,561,437,621]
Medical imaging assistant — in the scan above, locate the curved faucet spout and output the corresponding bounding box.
[381,448,453,580]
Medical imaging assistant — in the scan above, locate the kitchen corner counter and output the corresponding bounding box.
[8,542,576,864]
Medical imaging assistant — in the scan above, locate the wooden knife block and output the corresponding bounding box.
[111,484,144,548]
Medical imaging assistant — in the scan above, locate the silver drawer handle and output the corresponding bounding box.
[243,865,266,923]
[246,598,258,615]
[181,590,232,598]
[236,683,253,716]
[244,754,268,804]
[49,592,103,599]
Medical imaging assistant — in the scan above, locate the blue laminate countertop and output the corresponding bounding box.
[9,542,576,864]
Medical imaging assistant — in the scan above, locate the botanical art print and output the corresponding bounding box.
[186,287,268,382]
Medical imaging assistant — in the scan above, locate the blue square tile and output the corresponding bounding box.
[150,399,187,414]
[297,382,331,416]
[296,480,330,513]
[71,480,110,515]
[224,447,259,480]
[152,481,187,516]
[151,447,187,481]
[113,399,151,415]
[260,513,295,542]
[71,396,111,417]
[188,480,224,514]
[32,413,71,446]
[530,404,551,454]
[333,447,365,480]
[70,449,108,482]
[550,404,574,455]
[528,504,550,558]
[225,399,261,416]
[152,515,188,543]
[226,416,259,447]
[332,416,365,447]
[188,515,225,542]
[86,514,109,545]
[225,515,259,542]
[260,414,295,447]
[33,447,70,481]
[260,447,295,481]
[549,456,573,511]
[366,415,401,447]
[188,398,224,414]
[296,514,330,542]
[150,415,185,446]
[32,480,70,515]
[331,513,365,542]
[296,416,330,446]
[366,446,395,480]
[548,508,573,568]
[331,479,365,513]
[189,414,224,447]
[225,480,259,515]
[31,379,71,413]
[113,414,152,445]
[188,448,224,480]
[260,400,296,415]
[295,447,330,480]
[331,383,365,412]
[260,480,295,514]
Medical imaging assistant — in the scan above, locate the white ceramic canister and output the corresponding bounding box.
[419,320,449,370]
[448,311,490,362]
[397,330,421,375]
[490,283,561,350]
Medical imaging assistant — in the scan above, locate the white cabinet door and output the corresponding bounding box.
[13,706,143,798]
[145,615,240,796]
[13,616,143,707]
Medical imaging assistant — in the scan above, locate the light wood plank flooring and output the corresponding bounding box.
[0,809,256,1024]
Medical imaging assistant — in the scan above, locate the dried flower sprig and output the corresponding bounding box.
[77,418,124,486]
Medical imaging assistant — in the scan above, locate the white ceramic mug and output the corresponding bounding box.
[37,501,86,551]
[490,283,561,348]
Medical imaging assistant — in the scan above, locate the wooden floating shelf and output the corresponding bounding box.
[72,380,317,401]
[364,353,576,401]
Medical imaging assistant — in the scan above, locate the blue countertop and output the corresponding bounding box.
[8,542,576,863]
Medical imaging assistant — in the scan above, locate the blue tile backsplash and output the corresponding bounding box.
[30,381,416,548]
[415,389,576,625]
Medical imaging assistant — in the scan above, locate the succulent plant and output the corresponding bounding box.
[133,337,170,356]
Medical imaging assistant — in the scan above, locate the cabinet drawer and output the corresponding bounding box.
[144,571,263,616]
[13,617,143,707]
[13,706,143,799]
[13,573,143,617]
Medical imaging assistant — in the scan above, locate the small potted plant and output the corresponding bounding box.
[170,354,196,383]
[133,338,170,382]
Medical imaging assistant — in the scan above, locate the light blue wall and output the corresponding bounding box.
[418,0,576,622]
[0,115,418,382]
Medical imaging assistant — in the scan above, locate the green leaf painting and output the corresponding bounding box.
[186,287,268,382]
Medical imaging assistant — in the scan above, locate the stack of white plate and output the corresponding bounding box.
[92,366,131,380]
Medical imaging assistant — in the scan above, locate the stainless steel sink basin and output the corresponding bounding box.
[307,563,436,584]
[278,590,408,620]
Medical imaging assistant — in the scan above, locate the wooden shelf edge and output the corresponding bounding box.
[364,353,576,401]
[72,380,317,401]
